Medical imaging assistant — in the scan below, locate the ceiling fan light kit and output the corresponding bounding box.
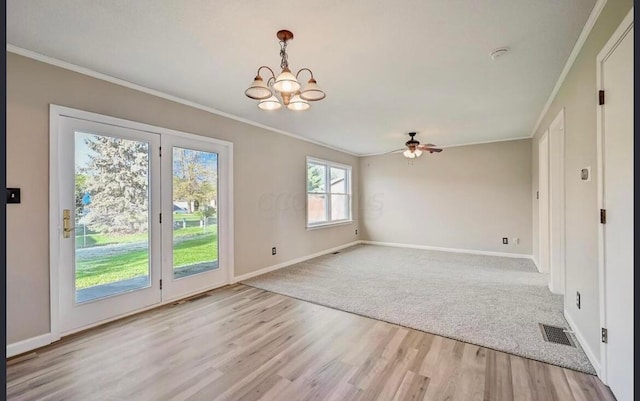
[245,30,326,111]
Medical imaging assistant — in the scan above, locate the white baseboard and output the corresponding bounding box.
[7,333,52,358]
[233,241,364,282]
[362,241,532,259]
[564,308,601,377]
[532,256,540,271]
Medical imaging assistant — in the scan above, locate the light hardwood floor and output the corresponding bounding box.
[6,284,615,401]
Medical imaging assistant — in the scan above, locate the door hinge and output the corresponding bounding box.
[601,327,608,343]
[599,90,605,105]
[600,209,606,224]
[159,213,162,223]
[159,146,162,157]
[536,191,539,199]
[160,279,163,290]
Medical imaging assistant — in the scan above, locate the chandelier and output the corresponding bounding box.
[244,30,326,111]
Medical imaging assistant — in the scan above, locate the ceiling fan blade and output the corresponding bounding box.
[417,144,441,150]
[427,148,443,153]
[383,148,406,154]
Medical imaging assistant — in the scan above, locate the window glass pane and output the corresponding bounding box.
[74,132,151,303]
[307,194,327,223]
[331,194,349,221]
[172,147,219,279]
[307,163,326,192]
[330,167,347,193]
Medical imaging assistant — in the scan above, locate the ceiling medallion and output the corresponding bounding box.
[244,30,326,111]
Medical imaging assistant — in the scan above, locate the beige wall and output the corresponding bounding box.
[360,139,532,254]
[6,53,359,344]
[530,0,633,362]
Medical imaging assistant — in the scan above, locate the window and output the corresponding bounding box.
[306,157,352,228]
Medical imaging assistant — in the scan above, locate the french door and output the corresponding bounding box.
[160,135,231,301]
[52,107,232,336]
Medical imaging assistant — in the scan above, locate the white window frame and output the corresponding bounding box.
[306,156,353,229]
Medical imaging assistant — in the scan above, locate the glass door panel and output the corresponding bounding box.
[74,132,152,303]
[172,147,219,279]
[161,134,230,302]
[57,114,161,335]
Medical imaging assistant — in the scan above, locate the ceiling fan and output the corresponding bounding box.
[388,132,442,158]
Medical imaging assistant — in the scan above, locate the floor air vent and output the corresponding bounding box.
[539,323,575,347]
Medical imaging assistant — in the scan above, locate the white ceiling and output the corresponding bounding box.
[7,0,596,155]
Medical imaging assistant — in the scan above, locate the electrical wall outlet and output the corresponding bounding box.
[6,188,21,204]
[271,247,277,255]
[502,237,508,245]
[576,292,581,309]
[355,229,358,235]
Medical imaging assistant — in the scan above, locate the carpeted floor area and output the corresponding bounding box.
[242,244,595,374]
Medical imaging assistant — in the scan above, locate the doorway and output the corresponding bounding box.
[548,110,565,294]
[596,9,633,400]
[50,106,233,337]
[538,131,549,274]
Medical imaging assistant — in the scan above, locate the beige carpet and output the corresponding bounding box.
[242,244,595,374]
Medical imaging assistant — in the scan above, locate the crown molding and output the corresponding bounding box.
[528,0,608,138]
[6,44,360,157]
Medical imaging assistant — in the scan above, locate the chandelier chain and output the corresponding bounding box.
[279,40,289,70]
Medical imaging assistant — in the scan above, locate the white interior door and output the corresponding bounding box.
[600,21,633,401]
[56,116,162,334]
[160,134,231,301]
[538,132,550,273]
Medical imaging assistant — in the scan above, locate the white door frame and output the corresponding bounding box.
[596,8,634,384]
[548,109,566,294]
[49,104,234,341]
[537,131,550,274]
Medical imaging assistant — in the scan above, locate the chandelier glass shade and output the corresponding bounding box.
[287,92,310,111]
[244,76,272,100]
[245,30,325,111]
[258,95,282,111]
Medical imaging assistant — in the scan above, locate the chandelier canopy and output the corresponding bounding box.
[245,30,326,111]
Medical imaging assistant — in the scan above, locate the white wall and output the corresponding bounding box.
[530,0,633,366]
[6,53,359,345]
[360,139,532,254]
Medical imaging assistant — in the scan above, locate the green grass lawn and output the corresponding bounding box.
[75,229,218,289]
[76,213,215,248]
